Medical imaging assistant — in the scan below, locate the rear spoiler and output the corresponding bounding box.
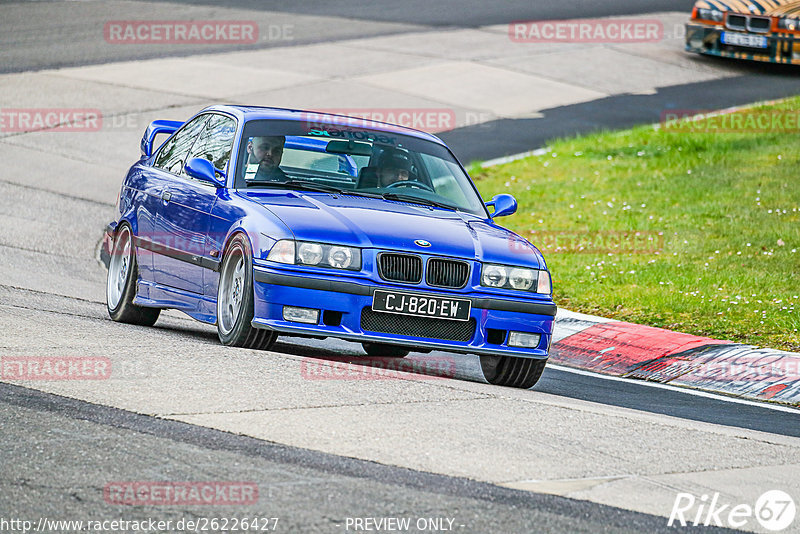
[140,120,184,157]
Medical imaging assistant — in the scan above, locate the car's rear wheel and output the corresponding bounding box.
[480,355,546,389]
[217,233,276,350]
[106,223,161,326]
[361,342,409,358]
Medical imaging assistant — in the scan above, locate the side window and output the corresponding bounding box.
[153,114,210,175]
[183,114,237,179]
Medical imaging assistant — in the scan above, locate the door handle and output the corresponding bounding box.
[161,190,172,202]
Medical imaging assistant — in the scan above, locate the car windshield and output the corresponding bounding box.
[234,119,488,217]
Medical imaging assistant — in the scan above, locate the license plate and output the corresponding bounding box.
[721,32,768,49]
[372,290,471,321]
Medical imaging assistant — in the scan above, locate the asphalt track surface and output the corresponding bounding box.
[1,1,799,533]
[148,0,697,27]
[0,382,733,534]
[1,0,697,73]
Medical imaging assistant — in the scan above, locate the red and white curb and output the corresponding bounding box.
[551,309,800,407]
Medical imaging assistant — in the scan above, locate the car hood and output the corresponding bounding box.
[695,0,800,15]
[240,191,544,269]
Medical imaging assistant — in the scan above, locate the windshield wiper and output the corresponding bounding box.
[246,180,344,194]
[381,192,458,211]
[341,190,384,199]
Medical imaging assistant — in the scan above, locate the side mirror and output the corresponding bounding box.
[485,194,517,218]
[185,158,226,188]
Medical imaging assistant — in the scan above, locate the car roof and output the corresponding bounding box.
[202,104,447,146]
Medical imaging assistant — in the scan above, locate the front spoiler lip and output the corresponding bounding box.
[684,21,800,40]
[250,319,549,361]
[685,22,800,64]
[252,267,558,317]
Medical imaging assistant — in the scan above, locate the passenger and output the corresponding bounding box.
[247,136,288,181]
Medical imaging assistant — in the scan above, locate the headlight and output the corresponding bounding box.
[509,268,535,291]
[779,16,800,30]
[297,242,324,265]
[482,265,507,288]
[481,264,551,295]
[328,246,354,269]
[267,240,361,271]
[695,7,724,22]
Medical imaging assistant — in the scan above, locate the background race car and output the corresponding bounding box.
[686,0,800,64]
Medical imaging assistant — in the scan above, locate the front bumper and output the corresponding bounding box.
[685,22,800,64]
[251,266,556,360]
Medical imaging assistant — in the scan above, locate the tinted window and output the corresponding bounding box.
[183,114,237,179]
[234,119,488,217]
[153,114,209,175]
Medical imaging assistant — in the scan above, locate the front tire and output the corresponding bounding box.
[217,233,276,350]
[480,355,546,389]
[106,223,160,326]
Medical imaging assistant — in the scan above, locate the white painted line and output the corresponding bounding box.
[555,308,616,324]
[548,364,800,414]
[480,147,549,168]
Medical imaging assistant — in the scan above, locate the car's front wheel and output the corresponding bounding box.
[106,223,160,326]
[480,355,546,389]
[217,233,276,350]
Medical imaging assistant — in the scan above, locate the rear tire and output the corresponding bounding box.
[361,342,410,358]
[106,223,160,326]
[217,233,276,350]
[480,355,546,389]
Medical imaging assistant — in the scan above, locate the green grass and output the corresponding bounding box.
[470,98,800,351]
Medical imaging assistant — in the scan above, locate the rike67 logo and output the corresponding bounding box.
[669,490,796,531]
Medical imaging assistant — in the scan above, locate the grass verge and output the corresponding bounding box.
[471,98,800,351]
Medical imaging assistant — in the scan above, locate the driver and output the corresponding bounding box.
[376,148,412,187]
[247,136,288,182]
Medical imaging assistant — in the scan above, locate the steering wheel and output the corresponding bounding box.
[385,180,434,192]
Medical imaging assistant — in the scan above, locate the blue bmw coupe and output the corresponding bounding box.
[105,105,556,388]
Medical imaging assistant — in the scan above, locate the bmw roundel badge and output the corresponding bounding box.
[414,239,432,248]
